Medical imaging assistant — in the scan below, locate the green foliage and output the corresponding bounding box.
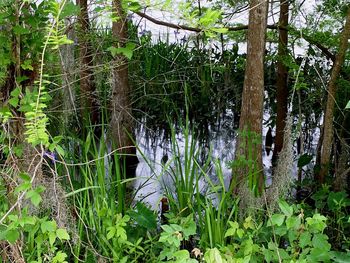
[230,129,263,196]
[108,42,136,59]
[0,178,70,262]
[128,202,157,229]
[158,214,197,262]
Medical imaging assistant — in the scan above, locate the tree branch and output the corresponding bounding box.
[134,11,335,62]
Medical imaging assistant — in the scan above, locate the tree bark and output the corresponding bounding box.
[272,0,289,165]
[233,0,268,196]
[77,0,100,128]
[110,0,138,179]
[318,7,350,184]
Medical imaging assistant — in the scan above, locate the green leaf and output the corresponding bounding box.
[13,25,30,35]
[10,87,21,97]
[278,200,293,217]
[331,251,350,263]
[55,145,65,157]
[21,59,34,71]
[25,190,42,207]
[18,216,36,227]
[306,214,327,233]
[308,247,332,262]
[268,214,285,226]
[204,248,224,263]
[52,251,68,263]
[127,0,142,11]
[237,228,244,238]
[345,100,350,109]
[5,230,19,244]
[49,231,56,246]
[274,225,287,236]
[13,146,23,157]
[299,232,311,248]
[224,227,235,237]
[327,191,349,211]
[41,220,57,233]
[298,154,313,168]
[107,46,118,57]
[173,249,190,260]
[15,182,31,193]
[211,27,228,34]
[225,221,239,238]
[108,43,136,59]
[8,215,18,222]
[106,226,116,240]
[312,233,331,250]
[19,172,30,182]
[286,216,301,230]
[56,228,70,240]
[128,202,157,229]
[61,2,79,18]
[8,97,19,107]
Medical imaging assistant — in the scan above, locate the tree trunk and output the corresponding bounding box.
[77,0,100,128]
[272,0,289,165]
[318,7,350,184]
[110,0,138,179]
[59,19,77,128]
[334,112,350,190]
[233,0,268,197]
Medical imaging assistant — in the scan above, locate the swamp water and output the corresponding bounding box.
[132,110,283,210]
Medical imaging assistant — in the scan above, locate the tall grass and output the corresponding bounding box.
[56,128,137,261]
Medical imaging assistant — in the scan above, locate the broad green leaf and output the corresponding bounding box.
[331,251,350,263]
[21,59,34,71]
[299,232,311,248]
[306,214,327,233]
[5,230,19,244]
[128,202,157,229]
[106,226,116,240]
[52,251,68,263]
[224,227,236,237]
[56,228,70,240]
[55,145,65,157]
[41,220,57,233]
[108,43,136,59]
[312,233,331,250]
[26,190,42,207]
[278,200,293,217]
[268,214,285,226]
[237,228,244,238]
[8,97,19,107]
[204,248,224,263]
[10,87,21,97]
[308,247,332,262]
[286,216,301,230]
[49,231,56,246]
[19,172,31,182]
[297,154,313,168]
[173,249,190,260]
[61,2,79,18]
[19,216,36,227]
[8,215,18,222]
[15,182,31,194]
[243,216,254,229]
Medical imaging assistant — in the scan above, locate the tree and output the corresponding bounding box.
[318,6,350,184]
[110,0,138,197]
[272,0,290,165]
[77,0,100,130]
[233,0,269,197]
